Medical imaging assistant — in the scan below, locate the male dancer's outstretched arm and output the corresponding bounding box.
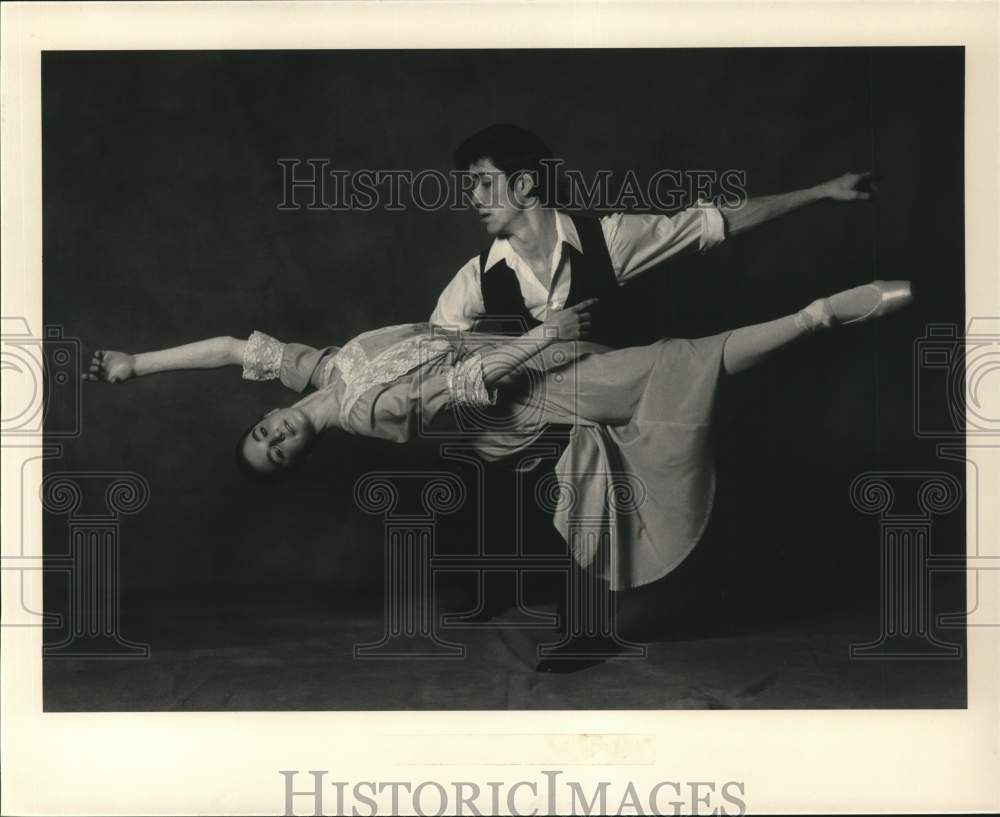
[433,154,877,332]
[608,170,876,283]
[720,171,873,237]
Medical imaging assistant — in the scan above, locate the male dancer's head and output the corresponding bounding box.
[453,124,558,237]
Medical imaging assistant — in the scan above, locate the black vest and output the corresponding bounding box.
[472,215,629,348]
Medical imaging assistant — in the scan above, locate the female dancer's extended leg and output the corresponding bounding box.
[722,280,912,375]
[722,314,805,375]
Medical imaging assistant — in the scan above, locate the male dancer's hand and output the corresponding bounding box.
[482,299,598,388]
[816,171,877,201]
[542,298,598,341]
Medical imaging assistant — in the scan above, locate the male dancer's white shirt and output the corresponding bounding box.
[430,205,726,331]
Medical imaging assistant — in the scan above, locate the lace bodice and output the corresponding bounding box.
[241,325,497,430]
[335,332,454,427]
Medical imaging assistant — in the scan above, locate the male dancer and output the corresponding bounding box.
[432,123,874,343]
[431,123,877,672]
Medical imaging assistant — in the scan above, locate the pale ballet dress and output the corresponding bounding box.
[242,322,732,590]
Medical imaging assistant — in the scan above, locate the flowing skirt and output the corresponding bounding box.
[468,332,732,590]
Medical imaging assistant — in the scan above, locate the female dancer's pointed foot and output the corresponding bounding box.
[795,280,913,332]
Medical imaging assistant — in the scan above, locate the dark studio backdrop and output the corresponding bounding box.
[43,48,965,639]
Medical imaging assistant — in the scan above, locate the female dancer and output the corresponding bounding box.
[83,281,912,591]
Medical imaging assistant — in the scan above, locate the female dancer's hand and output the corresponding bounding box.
[82,350,135,384]
[543,298,597,341]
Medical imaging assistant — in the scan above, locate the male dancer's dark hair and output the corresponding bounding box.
[453,123,561,205]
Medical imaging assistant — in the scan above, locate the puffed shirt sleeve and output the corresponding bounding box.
[241,330,334,393]
[602,204,727,283]
[429,255,486,331]
[281,343,337,392]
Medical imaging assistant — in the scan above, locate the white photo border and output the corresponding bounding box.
[2,1,998,815]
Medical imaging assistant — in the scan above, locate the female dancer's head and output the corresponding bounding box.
[236,405,318,479]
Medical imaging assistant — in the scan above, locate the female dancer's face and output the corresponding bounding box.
[240,406,316,475]
[468,158,536,237]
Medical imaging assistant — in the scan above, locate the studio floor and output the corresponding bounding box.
[43,586,967,711]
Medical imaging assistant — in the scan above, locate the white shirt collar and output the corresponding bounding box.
[483,210,583,272]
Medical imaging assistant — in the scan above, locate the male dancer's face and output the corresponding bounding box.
[467,157,535,237]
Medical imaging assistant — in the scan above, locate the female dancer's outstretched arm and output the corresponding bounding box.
[82,336,247,383]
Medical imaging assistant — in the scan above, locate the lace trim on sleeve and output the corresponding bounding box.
[446,353,498,408]
[242,330,285,381]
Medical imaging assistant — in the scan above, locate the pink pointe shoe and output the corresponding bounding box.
[796,280,914,332]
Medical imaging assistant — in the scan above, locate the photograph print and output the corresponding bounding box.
[41,46,967,711]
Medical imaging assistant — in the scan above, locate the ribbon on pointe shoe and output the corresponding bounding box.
[794,298,837,333]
